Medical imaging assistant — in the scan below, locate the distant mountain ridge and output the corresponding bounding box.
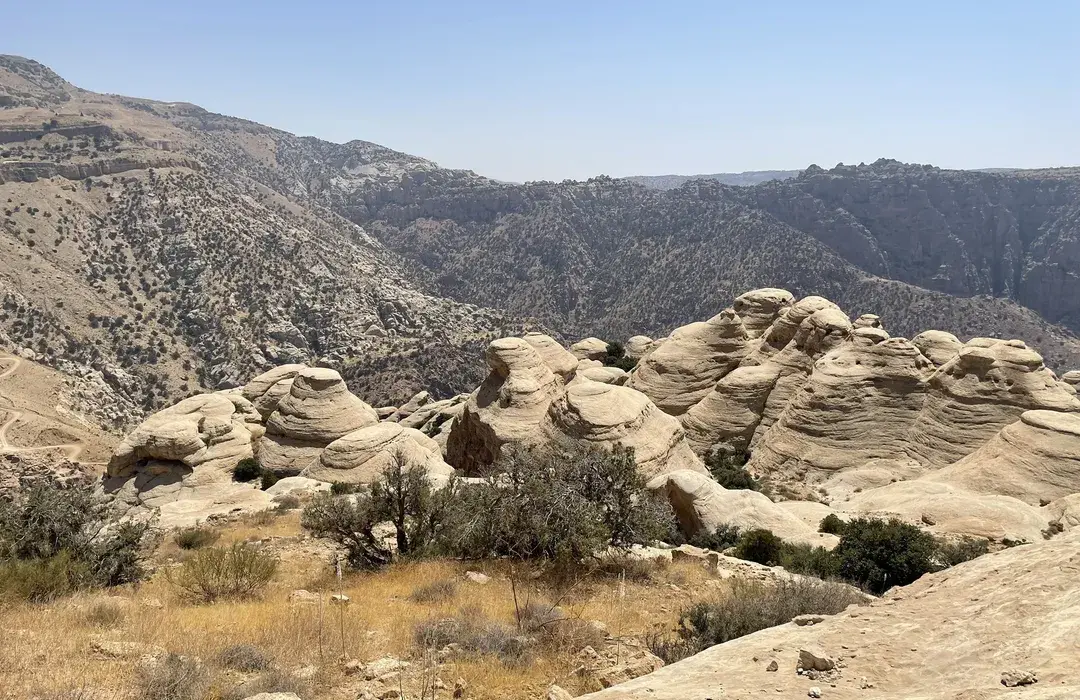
[625,170,801,189]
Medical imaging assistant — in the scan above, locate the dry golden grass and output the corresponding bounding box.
[0,514,717,700]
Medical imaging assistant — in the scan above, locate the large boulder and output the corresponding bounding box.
[629,308,751,415]
[387,390,431,422]
[108,394,257,477]
[303,422,453,486]
[624,335,657,362]
[104,393,272,529]
[570,337,610,361]
[905,339,1080,468]
[241,364,306,420]
[911,330,962,366]
[842,480,1047,542]
[731,288,795,339]
[542,382,706,480]
[523,332,579,381]
[647,470,835,547]
[925,410,1080,505]
[257,368,379,476]
[445,337,563,474]
[750,338,934,483]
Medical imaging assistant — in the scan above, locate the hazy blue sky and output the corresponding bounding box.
[7,1,1078,181]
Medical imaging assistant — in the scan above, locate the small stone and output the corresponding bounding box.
[545,685,573,700]
[342,659,363,676]
[793,614,826,627]
[329,593,350,605]
[808,688,822,698]
[464,571,490,585]
[798,647,836,672]
[288,589,320,604]
[453,678,468,698]
[766,660,779,672]
[1001,670,1038,687]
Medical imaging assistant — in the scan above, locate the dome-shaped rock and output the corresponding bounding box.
[304,422,453,486]
[570,337,610,361]
[732,288,795,339]
[523,332,579,380]
[241,364,306,420]
[911,330,962,366]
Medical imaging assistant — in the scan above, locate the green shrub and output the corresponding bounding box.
[0,480,147,599]
[329,482,361,495]
[302,489,392,570]
[777,542,841,580]
[705,450,763,492]
[259,470,279,491]
[818,514,846,535]
[934,536,989,567]
[651,578,866,663]
[603,342,637,372]
[442,442,675,569]
[688,523,742,552]
[173,526,219,550]
[167,544,277,603]
[233,458,261,483]
[834,517,937,594]
[734,529,784,565]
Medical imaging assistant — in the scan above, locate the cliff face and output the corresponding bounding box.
[739,160,1080,330]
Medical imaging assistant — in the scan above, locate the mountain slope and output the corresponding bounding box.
[626,169,801,189]
[0,56,525,421]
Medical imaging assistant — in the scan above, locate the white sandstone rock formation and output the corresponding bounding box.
[303,422,453,486]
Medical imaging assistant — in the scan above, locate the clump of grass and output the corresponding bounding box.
[215,643,273,672]
[414,605,532,667]
[167,544,277,603]
[84,599,127,628]
[649,578,866,663]
[173,526,219,551]
[219,669,311,700]
[134,653,209,700]
[409,578,458,604]
[274,495,301,512]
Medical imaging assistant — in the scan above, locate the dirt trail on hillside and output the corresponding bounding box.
[0,355,87,461]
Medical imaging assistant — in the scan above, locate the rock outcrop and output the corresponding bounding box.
[580,528,1080,699]
[445,338,563,474]
[647,469,836,547]
[303,422,453,486]
[629,308,751,415]
[925,410,1080,505]
[905,339,1080,468]
[624,335,657,362]
[570,337,610,361]
[257,367,379,476]
[523,332,579,381]
[542,382,706,480]
[241,364,306,420]
[911,330,962,366]
[749,338,934,484]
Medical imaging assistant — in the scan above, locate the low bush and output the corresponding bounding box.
[273,495,301,512]
[259,470,279,491]
[705,450,763,492]
[215,643,273,672]
[733,528,784,565]
[173,526,219,550]
[0,480,148,601]
[233,458,261,483]
[167,544,277,603]
[409,578,459,604]
[688,524,742,552]
[651,578,866,663]
[818,513,846,535]
[134,652,209,700]
[777,542,841,580]
[329,482,361,496]
[414,606,532,667]
[220,669,310,700]
[834,517,937,594]
[602,342,637,372]
[934,536,990,568]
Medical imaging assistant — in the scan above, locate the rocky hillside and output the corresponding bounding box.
[0,56,529,423]
[626,169,801,189]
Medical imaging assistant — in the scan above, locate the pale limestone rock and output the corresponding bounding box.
[905,339,1080,468]
[732,288,795,339]
[925,410,1080,505]
[625,335,657,361]
[523,332,579,380]
[543,382,706,480]
[647,470,836,547]
[750,338,933,480]
[911,330,962,366]
[852,313,882,330]
[578,529,1080,700]
[445,337,563,474]
[1044,493,1080,531]
[387,390,430,422]
[241,364,306,420]
[843,480,1047,542]
[570,337,610,361]
[576,361,627,385]
[303,422,452,485]
[629,308,750,415]
[257,368,379,475]
[264,476,330,496]
[108,394,255,477]
[681,365,777,454]
[1062,370,1080,387]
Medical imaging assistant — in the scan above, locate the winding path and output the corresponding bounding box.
[0,354,87,461]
